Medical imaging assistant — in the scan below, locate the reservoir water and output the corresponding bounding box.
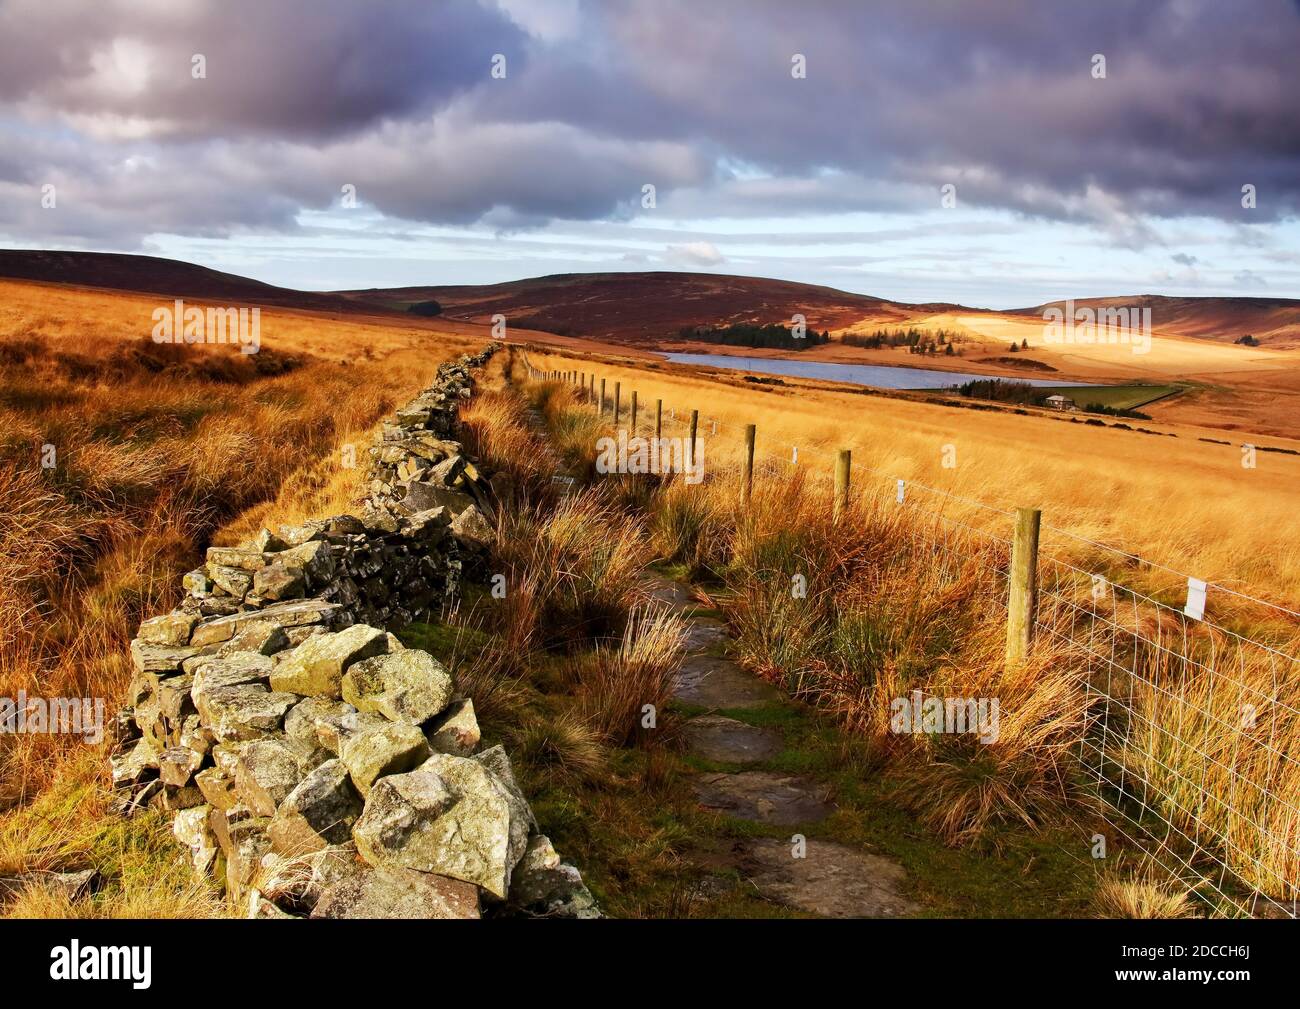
[660,352,1084,391]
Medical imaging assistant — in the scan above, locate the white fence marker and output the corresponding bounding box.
[791,445,798,465]
[1183,577,1207,621]
[896,479,906,504]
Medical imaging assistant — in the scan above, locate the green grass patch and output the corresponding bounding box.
[398,620,493,664]
[1041,383,1182,411]
[696,696,1098,917]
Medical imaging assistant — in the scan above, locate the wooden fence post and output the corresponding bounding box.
[599,378,606,415]
[688,410,699,473]
[743,424,756,504]
[614,382,621,427]
[630,391,638,434]
[655,399,662,440]
[590,374,595,403]
[1005,507,1042,666]
[834,449,851,520]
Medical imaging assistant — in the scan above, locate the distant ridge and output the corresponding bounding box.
[1017,295,1300,345]
[336,271,970,343]
[0,249,384,316]
[2,250,1296,347]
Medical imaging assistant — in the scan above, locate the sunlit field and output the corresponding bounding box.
[526,348,1300,615]
[522,356,1300,913]
[0,279,476,830]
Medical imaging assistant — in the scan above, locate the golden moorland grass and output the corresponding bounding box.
[0,280,477,912]
[526,364,1299,912]
[1,274,1292,918]
[526,349,1300,615]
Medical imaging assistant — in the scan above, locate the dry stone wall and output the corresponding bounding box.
[109,347,599,919]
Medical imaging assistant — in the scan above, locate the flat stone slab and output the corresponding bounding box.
[636,574,696,614]
[683,617,728,654]
[674,655,781,709]
[737,839,918,918]
[682,716,782,764]
[693,771,832,825]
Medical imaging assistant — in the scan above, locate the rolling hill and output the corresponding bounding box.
[2,250,1298,350]
[1018,295,1300,347]
[0,249,384,316]
[337,271,961,343]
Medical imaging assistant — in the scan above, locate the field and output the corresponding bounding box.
[1029,384,1182,411]
[0,279,477,911]
[473,279,1300,442]
[515,360,1300,914]
[1,266,1298,918]
[524,348,1300,614]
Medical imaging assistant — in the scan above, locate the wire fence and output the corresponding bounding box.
[522,356,1300,917]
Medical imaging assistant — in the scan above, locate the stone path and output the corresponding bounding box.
[637,571,920,919]
[680,716,782,763]
[521,381,920,918]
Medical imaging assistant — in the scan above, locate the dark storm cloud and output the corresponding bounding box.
[0,0,525,138]
[507,0,1300,227]
[0,0,1298,245]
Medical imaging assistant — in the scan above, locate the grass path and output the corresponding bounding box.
[612,563,1101,918]
[639,570,920,917]
[515,370,1100,917]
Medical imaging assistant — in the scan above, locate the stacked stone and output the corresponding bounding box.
[362,351,497,559]
[173,515,453,635]
[130,623,592,918]
[108,346,600,918]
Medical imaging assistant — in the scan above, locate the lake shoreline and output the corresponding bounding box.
[659,351,1097,391]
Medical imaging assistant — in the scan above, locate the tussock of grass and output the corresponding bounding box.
[511,709,608,781]
[1092,873,1198,919]
[533,381,606,480]
[650,476,733,578]
[494,490,651,650]
[884,631,1099,844]
[565,607,687,746]
[1113,636,1300,898]
[459,372,557,503]
[0,753,224,919]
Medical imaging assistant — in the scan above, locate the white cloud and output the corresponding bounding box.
[664,241,725,266]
